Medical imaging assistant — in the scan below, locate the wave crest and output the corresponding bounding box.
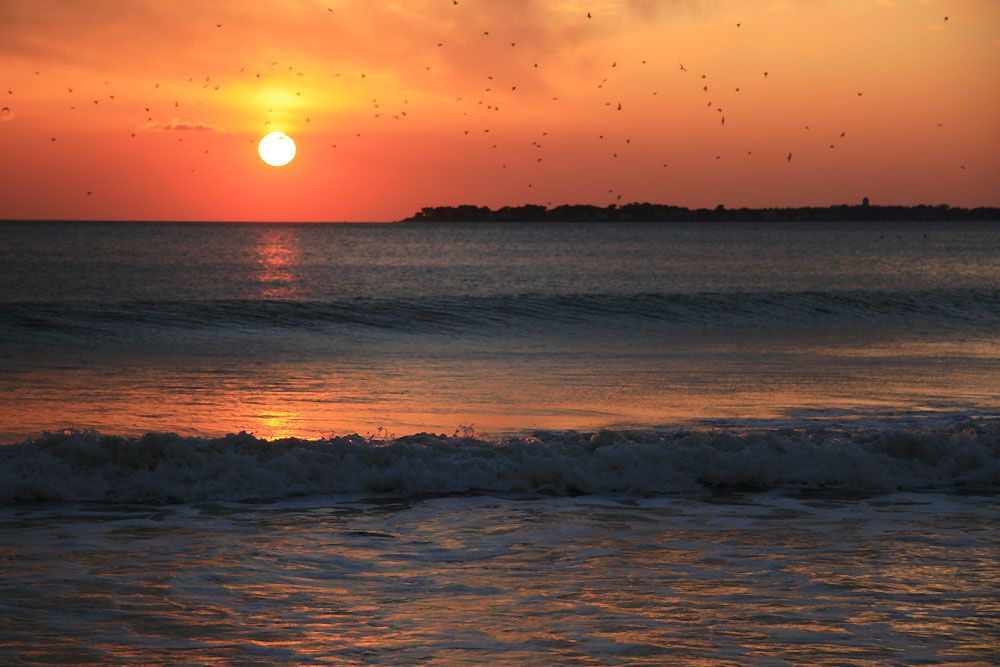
[2,422,999,503]
[3,289,999,338]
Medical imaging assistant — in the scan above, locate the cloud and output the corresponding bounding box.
[141,118,217,132]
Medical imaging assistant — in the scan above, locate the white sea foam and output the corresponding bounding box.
[3,422,998,503]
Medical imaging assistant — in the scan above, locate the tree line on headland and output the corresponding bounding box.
[401,202,999,223]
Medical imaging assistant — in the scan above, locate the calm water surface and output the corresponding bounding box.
[1,220,997,439]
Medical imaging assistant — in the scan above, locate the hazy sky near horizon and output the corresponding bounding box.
[0,0,997,221]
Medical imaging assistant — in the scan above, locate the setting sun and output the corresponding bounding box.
[258,132,296,167]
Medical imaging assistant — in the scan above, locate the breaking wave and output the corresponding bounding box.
[2,422,999,503]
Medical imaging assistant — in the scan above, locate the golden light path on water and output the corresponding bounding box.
[2,337,998,441]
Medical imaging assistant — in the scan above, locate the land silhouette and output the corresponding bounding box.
[402,201,1000,223]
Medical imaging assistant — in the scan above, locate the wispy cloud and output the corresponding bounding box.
[141,118,217,131]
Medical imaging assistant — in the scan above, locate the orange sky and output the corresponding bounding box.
[0,0,997,221]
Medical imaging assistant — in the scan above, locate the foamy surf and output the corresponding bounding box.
[3,421,998,503]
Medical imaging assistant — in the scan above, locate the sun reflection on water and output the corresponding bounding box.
[255,409,303,440]
[254,227,302,299]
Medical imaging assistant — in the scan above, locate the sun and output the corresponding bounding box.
[258,132,296,167]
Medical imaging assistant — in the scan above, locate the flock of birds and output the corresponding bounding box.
[1,5,964,205]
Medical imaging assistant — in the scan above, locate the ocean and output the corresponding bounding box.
[1,220,998,663]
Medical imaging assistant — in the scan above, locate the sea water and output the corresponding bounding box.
[1,220,998,663]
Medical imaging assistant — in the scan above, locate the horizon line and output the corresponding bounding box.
[3,200,1000,225]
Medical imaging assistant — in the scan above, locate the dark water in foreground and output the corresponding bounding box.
[1,220,998,663]
[2,494,998,664]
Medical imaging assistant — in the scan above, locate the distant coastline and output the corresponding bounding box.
[400,202,1000,223]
